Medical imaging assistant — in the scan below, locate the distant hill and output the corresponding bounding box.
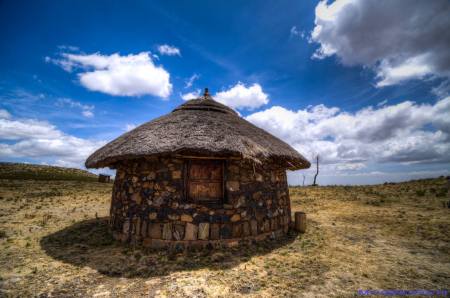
[0,162,98,181]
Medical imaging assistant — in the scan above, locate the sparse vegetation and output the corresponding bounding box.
[0,169,449,297]
[0,162,98,181]
[415,189,426,197]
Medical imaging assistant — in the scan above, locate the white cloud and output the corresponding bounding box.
[375,55,433,87]
[185,74,199,88]
[432,80,450,98]
[290,26,305,39]
[181,89,201,101]
[50,51,172,98]
[334,163,365,171]
[57,45,79,52]
[0,118,60,140]
[182,83,270,110]
[246,97,450,167]
[157,44,181,56]
[82,110,94,118]
[377,99,388,107]
[0,115,105,168]
[214,82,269,110]
[310,0,450,86]
[0,109,11,120]
[45,55,75,72]
[57,98,95,118]
[125,123,137,132]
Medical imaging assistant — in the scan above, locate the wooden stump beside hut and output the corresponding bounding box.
[85,89,310,249]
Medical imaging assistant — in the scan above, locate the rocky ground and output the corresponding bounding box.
[0,177,449,297]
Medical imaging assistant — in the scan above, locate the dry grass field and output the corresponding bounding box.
[0,175,449,297]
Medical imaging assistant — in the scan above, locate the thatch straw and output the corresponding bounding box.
[85,94,310,170]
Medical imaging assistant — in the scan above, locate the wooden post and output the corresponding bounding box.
[294,211,306,233]
[312,155,319,186]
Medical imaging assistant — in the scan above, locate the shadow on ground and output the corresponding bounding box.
[40,217,300,278]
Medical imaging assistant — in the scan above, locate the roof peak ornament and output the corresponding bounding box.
[203,88,210,98]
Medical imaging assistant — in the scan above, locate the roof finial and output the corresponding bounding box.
[203,88,209,97]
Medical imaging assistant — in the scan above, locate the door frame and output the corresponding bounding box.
[184,159,225,205]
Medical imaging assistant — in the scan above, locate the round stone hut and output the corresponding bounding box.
[86,89,310,249]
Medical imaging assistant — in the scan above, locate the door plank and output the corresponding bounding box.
[187,160,223,203]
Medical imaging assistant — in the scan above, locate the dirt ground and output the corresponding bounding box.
[0,178,449,297]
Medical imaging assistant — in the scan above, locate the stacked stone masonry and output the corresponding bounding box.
[110,157,291,249]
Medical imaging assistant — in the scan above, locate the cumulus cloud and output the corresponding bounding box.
[49,51,172,98]
[0,115,104,168]
[157,44,181,56]
[181,83,269,110]
[181,89,201,101]
[246,97,450,168]
[214,82,269,110]
[57,98,95,118]
[310,0,450,87]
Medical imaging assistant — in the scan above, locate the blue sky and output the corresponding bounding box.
[1,0,449,185]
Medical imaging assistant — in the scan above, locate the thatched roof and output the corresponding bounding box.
[85,91,310,170]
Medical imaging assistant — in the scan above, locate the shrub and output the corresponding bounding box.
[436,188,448,198]
[415,190,426,197]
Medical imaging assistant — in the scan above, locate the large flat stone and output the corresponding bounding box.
[198,223,210,240]
[210,223,220,240]
[141,221,148,238]
[162,223,173,240]
[173,224,185,240]
[226,181,240,192]
[171,170,182,179]
[220,224,232,239]
[123,220,130,234]
[180,214,193,222]
[230,214,241,222]
[242,221,250,237]
[250,220,258,236]
[135,218,141,236]
[232,223,242,238]
[184,223,198,241]
[148,223,161,239]
[148,212,157,220]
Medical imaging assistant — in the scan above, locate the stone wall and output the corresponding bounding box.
[110,157,291,249]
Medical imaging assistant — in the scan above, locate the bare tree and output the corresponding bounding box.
[312,155,319,186]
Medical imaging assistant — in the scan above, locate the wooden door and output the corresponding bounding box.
[187,160,223,204]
